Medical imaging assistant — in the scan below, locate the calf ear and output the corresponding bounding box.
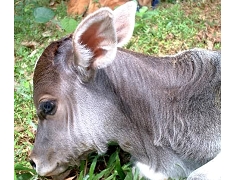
[72,2,137,82]
[73,8,117,74]
[113,1,137,47]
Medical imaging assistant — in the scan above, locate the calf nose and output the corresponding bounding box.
[30,159,36,169]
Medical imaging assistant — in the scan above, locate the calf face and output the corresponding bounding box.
[30,1,221,179]
[30,1,137,177]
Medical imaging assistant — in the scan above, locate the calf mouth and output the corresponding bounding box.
[42,163,69,177]
[51,168,73,180]
[49,152,92,176]
[33,149,95,178]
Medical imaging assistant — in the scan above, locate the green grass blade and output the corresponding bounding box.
[93,169,109,180]
[79,160,86,173]
[78,171,84,180]
[14,163,36,174]
[88,155,99,179]
[104,172,117,180]
[83,174,90,180]
[115,152,126,180]
[14,170,18,180]
[124,171,133,180]
[107,150,118,167]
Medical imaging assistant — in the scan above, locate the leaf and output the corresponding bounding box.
[139,6,148,14]
[79,160,86,172]
[78,171,84,180]
[42,31,52,37]
[14,15,23,22]
[132,167,140,180]
[166,22,172,29]
[104,173,117,180]
[14,170,18,180]
[142,10,158,19]
[21,41,39,49]
[107,151,118,168]
[14,126,25,132]
[88,155,99,179]
[60,18,78,33]
[16,172,33,180]
[136,6,148,17]
[14,163,36,174]
[83,174,89,180]
[33,7,55,23]
[124,171,133,180]
[93,169,109,180]
[115,152,126,180]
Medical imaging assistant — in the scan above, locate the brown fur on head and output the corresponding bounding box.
[67,0,131,16]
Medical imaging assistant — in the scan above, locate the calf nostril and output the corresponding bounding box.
[29,159,36,169]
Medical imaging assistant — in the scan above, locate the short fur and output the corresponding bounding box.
[30,2,221,179]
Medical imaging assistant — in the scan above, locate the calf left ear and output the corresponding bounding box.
[113,1,137,47]
[72,8,117,81]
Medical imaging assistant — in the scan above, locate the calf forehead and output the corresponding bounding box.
[33,36,73,100]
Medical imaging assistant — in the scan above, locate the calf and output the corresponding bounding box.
[30,1,221,179]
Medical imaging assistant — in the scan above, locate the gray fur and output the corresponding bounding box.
[30,37,220,178]
[30,2,221,179]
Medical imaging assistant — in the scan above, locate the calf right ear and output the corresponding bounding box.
[72,8,117,82]
[73,8,117,69]
[72,1,137,82]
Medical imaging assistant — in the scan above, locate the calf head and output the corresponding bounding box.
[30,1,137,177]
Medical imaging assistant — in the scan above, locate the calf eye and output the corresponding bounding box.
[38,100,57,119]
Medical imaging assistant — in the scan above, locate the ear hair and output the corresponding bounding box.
[72,1,137,82]
[72,8,117,81]
[113,1,137,47]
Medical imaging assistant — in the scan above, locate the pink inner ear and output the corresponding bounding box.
[73,8,119,70]
[79,22,105,55]
[78,20,116,69]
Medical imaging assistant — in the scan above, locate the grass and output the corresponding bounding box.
[14,0,220,179]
